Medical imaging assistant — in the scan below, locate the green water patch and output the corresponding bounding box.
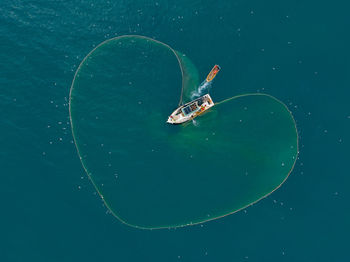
[70,35,298,229]
[175,51,200,105]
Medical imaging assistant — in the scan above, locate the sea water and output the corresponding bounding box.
[1,0,349,261]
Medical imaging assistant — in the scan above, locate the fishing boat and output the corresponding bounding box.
[167,94,215,124]
[167,65,220,125]
[206,65,221,82]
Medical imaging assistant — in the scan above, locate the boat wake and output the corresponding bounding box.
[191,80,212,100]
[192,119,199,126]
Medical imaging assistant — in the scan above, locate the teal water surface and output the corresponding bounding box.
[1,0,349,261]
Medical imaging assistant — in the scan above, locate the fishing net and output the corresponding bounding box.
[70,35,298,229]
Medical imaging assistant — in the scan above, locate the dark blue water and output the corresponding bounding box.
[1,0,349,261]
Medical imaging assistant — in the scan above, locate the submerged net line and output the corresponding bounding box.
[69,35,299,230]
[215,92,276,106]
[215,93,263,106]
[113,36,186,106]
[68,35,191,230]
[71,35,186,105]
[175,51,200,106]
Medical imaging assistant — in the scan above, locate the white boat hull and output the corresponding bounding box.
[167,94,214,124]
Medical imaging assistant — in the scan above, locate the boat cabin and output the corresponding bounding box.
[167,94,214,124]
